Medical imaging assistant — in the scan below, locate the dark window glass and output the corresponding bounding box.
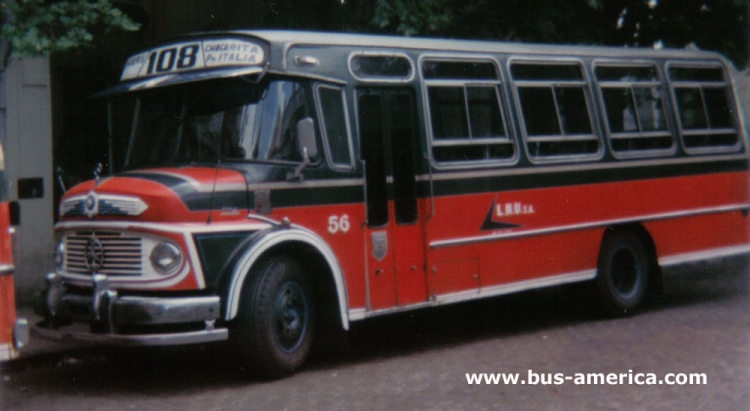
[633,87,666,131]
[557,87,592,134]
[602,88,637,133]
[359,94,388,227]
[511,64,583,81]
[318,86,351,167]
[595,66,658,81]
[517,87,560,135]
[675,88,708,129]
[428,86,469,139]
[390,94,418,224]
[422,61,498,80]
[351,55,412,78]
[467,86,505,138]
[669,67,724,82]
[703,87,733,128]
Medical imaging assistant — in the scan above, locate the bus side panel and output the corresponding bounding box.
[645,211,750,262]
[425,170,749,297]
[268,202,368,310]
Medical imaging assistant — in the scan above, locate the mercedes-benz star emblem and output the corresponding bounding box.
[85,193,98,219]
[84,237,105,273]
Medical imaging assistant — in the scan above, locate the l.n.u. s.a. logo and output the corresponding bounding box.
[480,198,535,231]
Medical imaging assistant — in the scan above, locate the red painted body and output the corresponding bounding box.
[57,167,749,314]
[0,200,21,361]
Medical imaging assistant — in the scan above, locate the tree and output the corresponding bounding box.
[371,0,748,68]
[0,0,139,69]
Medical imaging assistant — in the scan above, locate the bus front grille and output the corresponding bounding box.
[64,231,143,276]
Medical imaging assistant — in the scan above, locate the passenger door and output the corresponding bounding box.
[357,88,427,310]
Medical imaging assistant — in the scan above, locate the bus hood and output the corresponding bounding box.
[58,167,250,223]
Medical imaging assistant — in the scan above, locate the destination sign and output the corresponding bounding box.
[120,38,266,81]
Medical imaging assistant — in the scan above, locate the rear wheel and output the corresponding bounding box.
[596,230,650,316]
[235,256,315,378]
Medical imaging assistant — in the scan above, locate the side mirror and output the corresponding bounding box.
[296,117,318,160]
[288,118,318,182]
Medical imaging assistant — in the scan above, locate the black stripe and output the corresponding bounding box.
[426,158,748,197]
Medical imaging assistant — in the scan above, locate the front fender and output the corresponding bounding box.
[223,225,350,330]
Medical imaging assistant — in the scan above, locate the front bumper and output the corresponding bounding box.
[33,273,228,346]
[0,318,28,361]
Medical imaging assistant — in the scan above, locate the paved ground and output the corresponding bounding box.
[1,259,749,411]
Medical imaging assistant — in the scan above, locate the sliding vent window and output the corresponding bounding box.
[511,62,600,160]
[317,85,354,169]
[596,65,673,156]
[423,60,514,165]
[668,65,739,153]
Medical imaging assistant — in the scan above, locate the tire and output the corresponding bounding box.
[235,256,315,378]
[595,230,650,316]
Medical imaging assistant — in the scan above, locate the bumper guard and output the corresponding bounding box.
[33,273,228,346]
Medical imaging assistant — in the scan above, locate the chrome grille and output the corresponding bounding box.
[65,231,142,276]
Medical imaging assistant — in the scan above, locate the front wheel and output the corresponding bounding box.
[595,230,650,316]
[235,256,315,378]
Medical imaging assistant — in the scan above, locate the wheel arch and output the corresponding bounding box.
[223,227,350,330]
[599,222,663,295]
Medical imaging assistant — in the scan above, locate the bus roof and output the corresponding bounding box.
[101,29,732,96]
[238,30,726,61]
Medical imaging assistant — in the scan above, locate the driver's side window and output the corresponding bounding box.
[249,80,317,163]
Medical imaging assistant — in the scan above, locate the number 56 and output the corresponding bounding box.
[327,215,350,234]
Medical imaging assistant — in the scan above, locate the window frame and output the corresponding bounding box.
[419,55,517,169]
[593,60,676,159]
[348,51,415,83]
[314,83,356,171]
[509,58,603,164]
[666,61,742,155]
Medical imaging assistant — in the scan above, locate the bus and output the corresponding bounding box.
[0,142,27,362]
[35,31,749,377]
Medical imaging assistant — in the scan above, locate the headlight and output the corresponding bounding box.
[54,240,65,273]
[149,241,183,275]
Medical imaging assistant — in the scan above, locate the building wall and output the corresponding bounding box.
[2,57,54,303]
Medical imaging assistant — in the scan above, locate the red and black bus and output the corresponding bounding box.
[36,31,749,377]
[0,143,27,362]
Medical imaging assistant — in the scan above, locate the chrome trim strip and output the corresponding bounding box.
[436,269,597,305]
[58,294,222,326]
[0,263,15,275]
[659,244,750,267]
[347,269,596,321]
[415,153,749,183]
[431,203,750,249]
[55,220,271,235]
[13,318,29,351]
[32,325,228,346]
[0,342,15,361]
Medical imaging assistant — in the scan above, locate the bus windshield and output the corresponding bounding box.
[115,77,314,170]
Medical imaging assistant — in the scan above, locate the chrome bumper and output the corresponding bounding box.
[34,273,228,346]
[0,318,28,361]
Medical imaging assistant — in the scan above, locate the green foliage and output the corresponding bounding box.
[372,0,453,36]
[1,0,140,58]
[370,0,748,68]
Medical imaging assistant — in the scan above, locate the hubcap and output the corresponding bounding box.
[611,247,640,298]
[273,282,308,353]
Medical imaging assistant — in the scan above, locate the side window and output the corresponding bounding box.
[316,85,354,170]
[595,64,673,156]
[248,80,317,164]
[349,54,413,81]
[668,64,740,153]
[511,62,600,161]
[358,94,388,227]
[422,60,515,165]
